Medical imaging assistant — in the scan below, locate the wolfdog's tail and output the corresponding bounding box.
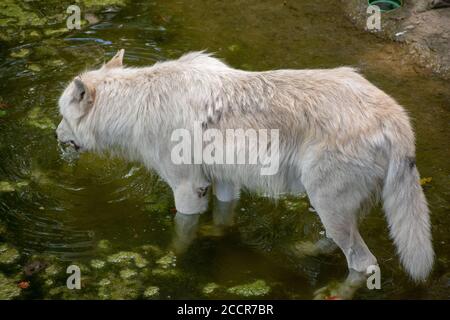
[382,153,434,282]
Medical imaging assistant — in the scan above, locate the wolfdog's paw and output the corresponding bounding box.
[313,271,367,300]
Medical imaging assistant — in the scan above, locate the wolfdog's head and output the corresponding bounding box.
[56,49,125,152]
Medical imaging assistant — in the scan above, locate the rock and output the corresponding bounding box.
[0,243,20,265]
[107,251,148,268]
[0,273,21,300]
[227,280,271,297]
[24,260,48,276]
[143,286,160,299]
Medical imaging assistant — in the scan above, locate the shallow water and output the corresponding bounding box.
[0,0,449,299]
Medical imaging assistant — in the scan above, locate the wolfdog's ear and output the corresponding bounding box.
[103,49,125,69]
[73,77,96,112]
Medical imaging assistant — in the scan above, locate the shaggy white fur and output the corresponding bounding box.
[56,50,433,282]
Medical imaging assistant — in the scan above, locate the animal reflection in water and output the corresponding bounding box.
[170,185,364,300]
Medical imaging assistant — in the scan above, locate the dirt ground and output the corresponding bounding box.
[341,0,450,80]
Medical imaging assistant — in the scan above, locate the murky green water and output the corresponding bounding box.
[0,0,449,299]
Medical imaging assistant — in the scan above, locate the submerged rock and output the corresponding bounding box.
[0,243,20,265]
[227,280,271,297]
[107,251,148,268]
[24,260,48,276]
[0,273,21,300]
[143,286,160,299]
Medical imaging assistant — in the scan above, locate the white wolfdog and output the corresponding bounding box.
[57,50,433,285]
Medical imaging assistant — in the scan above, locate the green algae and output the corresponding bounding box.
[227,280,271,297]
[143,286,160,299]
[0,244,20,265]
[26,106,55,130]
[0,181,15,192]
[156,251,176,269]
[82,0,127,10]
[0,273,21,300]
[202,282,220,296]
[0,0,47,28]
[97,239,112,252]
[0,180,29,193]
[10,48,30,58]
[90,259,106,269]
[97,276,141,300]
[119,268,137,279]
[107,251,148,268]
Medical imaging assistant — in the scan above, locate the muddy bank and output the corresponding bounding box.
[341,0,450,79]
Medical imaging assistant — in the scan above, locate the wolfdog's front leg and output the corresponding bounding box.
[172,212,201,254]
[200,181,239,237]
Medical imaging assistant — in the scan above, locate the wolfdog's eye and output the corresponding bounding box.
[80,90,85,100]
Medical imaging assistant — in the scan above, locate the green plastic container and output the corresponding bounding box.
[368,0,403,12]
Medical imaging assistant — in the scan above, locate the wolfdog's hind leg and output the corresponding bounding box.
[199,181,239,237]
